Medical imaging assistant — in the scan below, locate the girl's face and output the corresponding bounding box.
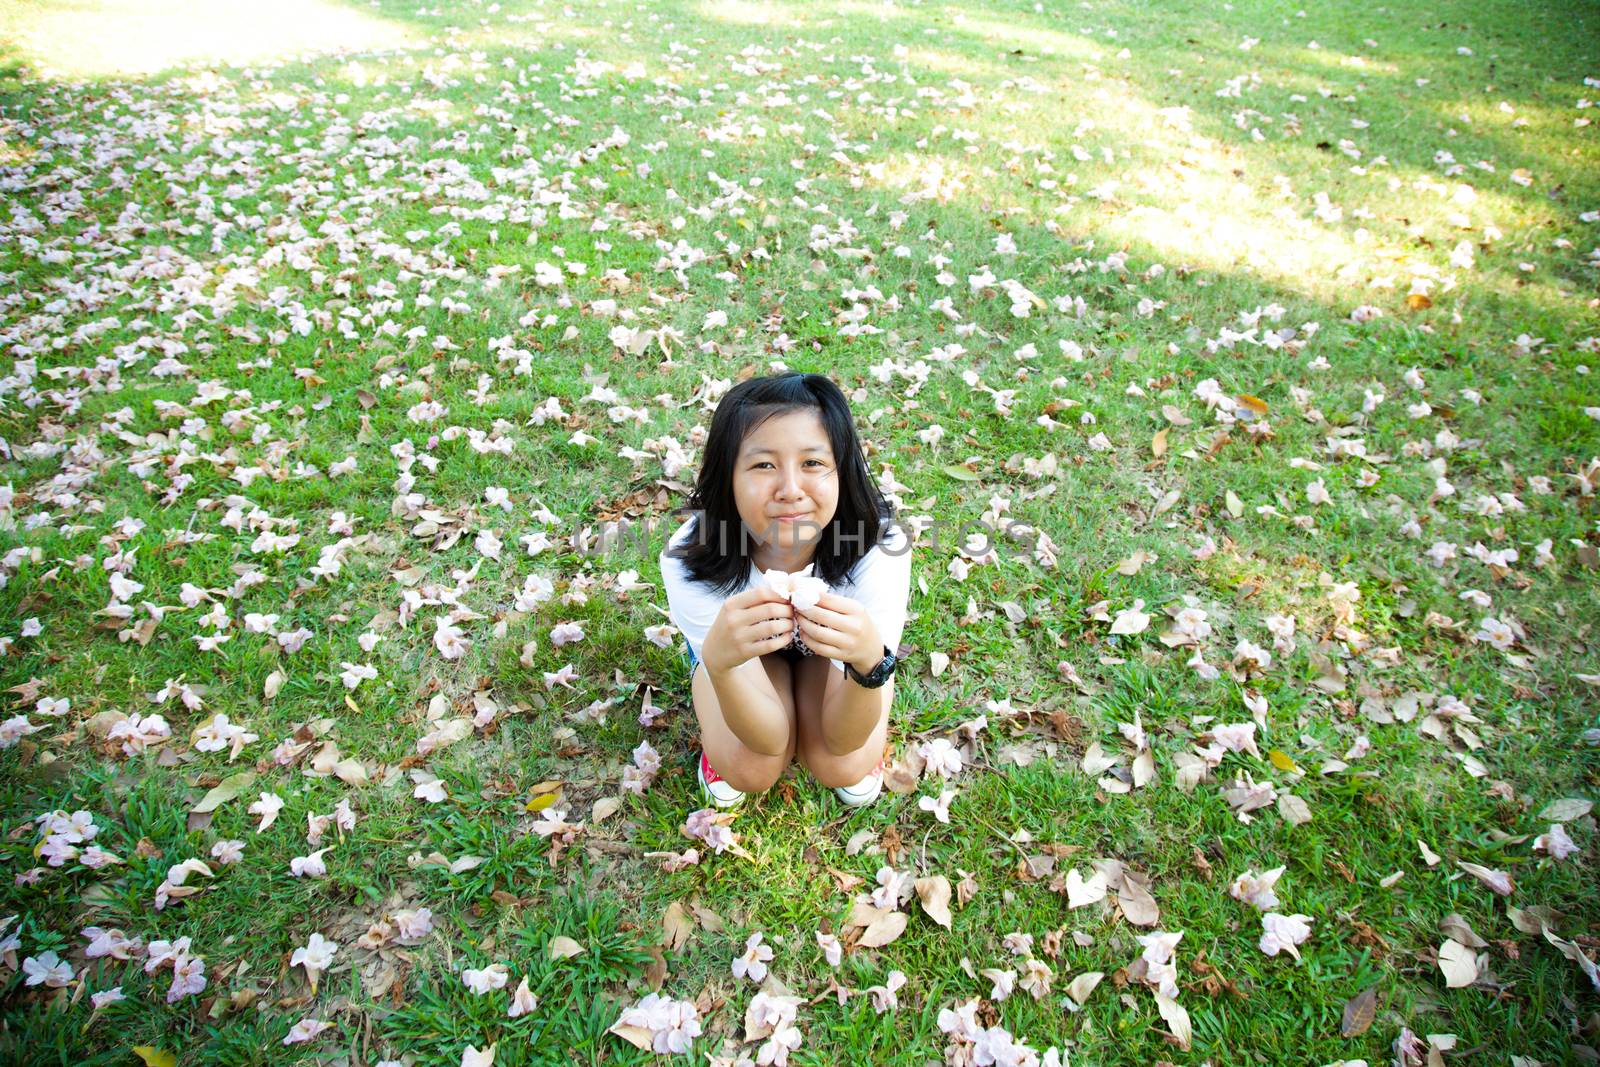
[732,407,839,568]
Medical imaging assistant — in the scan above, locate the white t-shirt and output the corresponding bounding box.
[659,516,911,673]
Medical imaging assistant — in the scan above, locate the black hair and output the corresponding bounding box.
[666,372,894,596]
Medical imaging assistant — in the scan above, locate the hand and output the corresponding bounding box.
[795,593,882,674]
[702,585,796,674]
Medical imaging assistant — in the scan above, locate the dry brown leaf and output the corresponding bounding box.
[1536,798,1592,822]
[662,902,693,952]
[1439,914,1487,949]
[1276,793,1312,826]
[1438,938,1480,988]
[548,936,584,960]
[1154,992,1192,1050]
[644,946,668,990]
[1132,749,1156,789]
[856,911,908,949]
[591,796,622,823]
[1542,926,1600,991]
[190,770,256,815]
[607,1021,653,1051]
[1508,905,1562,935]
[843,900,895,929]
[915,876,953,929]
[1340,986,1377,1037]
[333,759,369,787]
[1066,971,1104,1005]
[1117,879,1160,927]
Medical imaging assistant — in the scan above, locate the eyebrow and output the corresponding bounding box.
[744,446,830,457]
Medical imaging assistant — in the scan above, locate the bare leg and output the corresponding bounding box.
[692,654,796,794]
[793,656,893,788]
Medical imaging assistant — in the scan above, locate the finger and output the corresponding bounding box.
[796,601,852,629]
[813,592,860,615]
[736,602,792,627]
[796,615,847,654]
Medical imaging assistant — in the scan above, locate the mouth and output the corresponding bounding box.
[772,513,810,523]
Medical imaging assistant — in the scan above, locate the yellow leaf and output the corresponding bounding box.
[132,1049,177,1067]
[1235,393,1269,416]
[1225,490,1244,518]
[1151,428,1168,458]
[1406,292,1432,310]
[525,792,559,813]
[1268,749,1299,773]
[345,695,361,715]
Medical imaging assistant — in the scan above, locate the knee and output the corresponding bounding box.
[809,754,872,789]
[720,757,789,794]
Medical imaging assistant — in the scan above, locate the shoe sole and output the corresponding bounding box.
[834,779,883,808]
[697,755,745,809]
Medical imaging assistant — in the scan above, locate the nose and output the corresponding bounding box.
[776,465,805,500]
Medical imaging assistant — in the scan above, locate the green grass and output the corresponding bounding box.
[0,0,1597,1063]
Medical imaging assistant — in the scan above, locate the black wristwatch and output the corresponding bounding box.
[844,645,898,689]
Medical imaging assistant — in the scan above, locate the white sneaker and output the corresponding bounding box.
[697,750,745,809]
[833,760,884,808]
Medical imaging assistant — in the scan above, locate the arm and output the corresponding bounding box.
[700,586,798,757]
[798,533,912,755]
[797,595,893,755]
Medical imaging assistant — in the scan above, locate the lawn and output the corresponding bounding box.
[0,0,1597,1064]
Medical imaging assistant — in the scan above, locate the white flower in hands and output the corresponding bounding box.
[757,565,828,612]
[732,932,774,983]
[1258,913,1313,959]
[291,932,338,993]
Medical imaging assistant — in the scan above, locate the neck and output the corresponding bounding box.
[751,544,815,575]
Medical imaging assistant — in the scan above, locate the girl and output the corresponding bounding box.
[660,372,911,809]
